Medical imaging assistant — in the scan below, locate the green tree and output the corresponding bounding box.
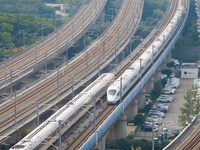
[178,84,200,129]
[133,114,145,125]
[86,36,93,46]
[21,129,31,139]
[161,69,173,77]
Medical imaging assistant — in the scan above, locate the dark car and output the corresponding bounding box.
[171,129,179,137]
[141,124,158,132]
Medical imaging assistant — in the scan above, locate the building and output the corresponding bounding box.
[181,61,198,78]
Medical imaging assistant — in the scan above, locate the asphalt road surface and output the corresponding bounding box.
[158,78,193,133]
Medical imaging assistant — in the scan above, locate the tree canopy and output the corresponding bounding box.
[0,13,55,59]
[178,84,200,129]
[0,0,55,18]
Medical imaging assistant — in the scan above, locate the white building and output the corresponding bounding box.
[181,62,198,78]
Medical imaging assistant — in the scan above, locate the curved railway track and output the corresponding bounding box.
[0,0,143,142]
[52,0,185,149]
[0,0,107,90]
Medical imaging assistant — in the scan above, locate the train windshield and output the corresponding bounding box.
[108,89,116,95]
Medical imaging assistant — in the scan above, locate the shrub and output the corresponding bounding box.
[133,114,145,125]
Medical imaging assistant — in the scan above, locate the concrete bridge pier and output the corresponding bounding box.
[92,132,108,150]
[119,51,125,63]
[51,57,63,69]
[161,59,167,71]
[139,89,146,109]
[154,67,161,82]
[166,51,171,63]
[118,114,127,138]
[124,99,138,120]
[144,77,154,94]
[108,114,127,139]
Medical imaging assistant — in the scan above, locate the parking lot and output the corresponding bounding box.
[134,78,194,139]
[159,78,193,132]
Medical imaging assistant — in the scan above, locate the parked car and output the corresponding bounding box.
[149,113,165,119]
[171,58,180,66]
[168,77,180,88]
[143,122,159,128]
[162,86,176,95]
[155,107,167,113]
[145,94,152,105]
[155,104,169,111]
[161,73,167,80]
[149,110,165,118]
[171,129,180,137]
[147,115,163,125]
[145,120,160,126]
[159,95,173,101]
[141,124,158,132]
[170,73,175,77]
[157,96,172,103]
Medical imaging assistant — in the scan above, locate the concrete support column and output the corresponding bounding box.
[119,52,125,62]
[154,67,161,82]
[166,51,171,63]
[139,89,146,109]
[160,61,167,70]
[124,99,138,120]
[109,123,118,139]
[161,59,167,71]
[144,77,154,94]
[92,132,108,150]
[52,57,62,69]
[118,114,127,139]
[109,114,127,139]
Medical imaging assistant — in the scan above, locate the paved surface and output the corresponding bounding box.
[159,78,193,133]
[134,78,194,139]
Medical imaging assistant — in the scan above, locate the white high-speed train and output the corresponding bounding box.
[107,5,184,104]
[11,73,114,150]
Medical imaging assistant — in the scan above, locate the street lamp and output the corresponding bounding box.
[19,30,26,50]
[38,21,44,40]
[4,55,11,84]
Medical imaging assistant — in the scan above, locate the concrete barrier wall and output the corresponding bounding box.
[163,115,198,150]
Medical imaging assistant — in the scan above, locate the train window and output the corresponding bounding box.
[117,92,120,96]
[108,90,116,95]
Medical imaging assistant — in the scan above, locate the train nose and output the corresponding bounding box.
[107,95,116,103]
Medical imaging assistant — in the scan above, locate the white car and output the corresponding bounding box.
[163,86,176,94]
[157,96,172,103]
[147,115,163,125]
[159,95,173,101]
[156,104,169,111]
[170,73,175,77]
[170,77,180,88]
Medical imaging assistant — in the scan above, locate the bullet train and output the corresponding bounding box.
[10,73,114,150]
[107,5,184,104]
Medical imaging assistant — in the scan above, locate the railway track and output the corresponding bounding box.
[51,0,184,149]
[0,0,107,90]
[182,130,200,150]
[0,0,143,143]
